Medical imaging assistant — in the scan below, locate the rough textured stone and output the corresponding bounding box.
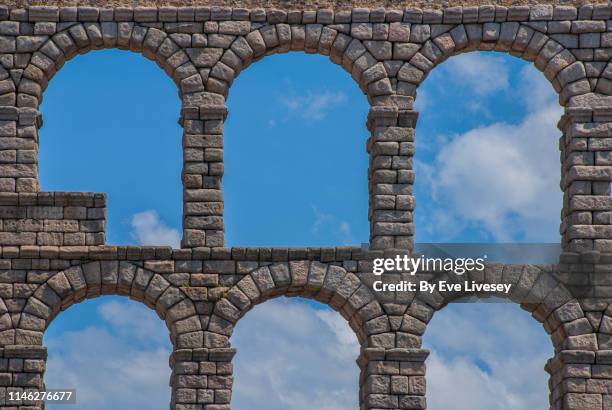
[0,4,607,410]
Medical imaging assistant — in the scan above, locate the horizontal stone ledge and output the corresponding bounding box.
[2,345,47,359]
[565,165,612,185]
[360,347,430,362]
[0,244,377,261]
[569,195,612,211]
[4,5,610,25]
[0,192,106,207]
[567,225,612,239]
[180,105,228,121]
[545,349,602,373]
[567,93,612,113]
[563,106,612,121]
[0,244,563,266]
[367,108,419,129]
[170,347,236,364]
[559,349,596,364]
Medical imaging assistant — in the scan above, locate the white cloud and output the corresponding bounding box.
[416,61,563,242]
[315,308,360,361]
[45,299,172,410]
[427,352,524,410]
[99,300,169,346]
[130,210,180,248]
[441,53,510,96]
[280,90,347,121]
[231,298,359,410]
[232,298,552,410]
[519,63,558,112]
[425,303,552,410]
[42,296,552,410]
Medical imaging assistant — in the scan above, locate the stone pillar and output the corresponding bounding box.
[359,347,428,410]
[170,347,234,410]
[559,106,612,255]
[181,104,226,249]
[0,107,40,193]
[546,349,612,410]
[367,106,417,251]
[0,345,46,409]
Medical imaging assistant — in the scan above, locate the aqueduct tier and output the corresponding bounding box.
[0,3,611,410]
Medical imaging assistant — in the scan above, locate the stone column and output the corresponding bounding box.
[559,106,612,255]
[0,107,40,193]
[171,347,234,410]
[367,106,417,251]
[359,347,428,410]
[0,345,46,409]
[181,104,226,249]
[546,348,612,410]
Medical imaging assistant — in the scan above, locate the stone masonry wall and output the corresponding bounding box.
[0,193,106,247]
[0,3,609,410]
[3,1,612,10]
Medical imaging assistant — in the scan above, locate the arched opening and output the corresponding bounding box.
[43,296,172,410]
[230,297,360,410]
[223,52,370,247]
[423,300,552,410]
[414,51,563,243]
[39,49,182,246]
[413,50,563,409]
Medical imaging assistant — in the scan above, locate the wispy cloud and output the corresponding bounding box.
[416,52,510,113]
[280,90,347,121]
[231,298,359,410]
[311,205,355,245]
[130,210,180,248]
[45,300,171,410]
[442,53,510,96]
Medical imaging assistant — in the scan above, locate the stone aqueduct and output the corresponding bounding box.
[0,2,609,409]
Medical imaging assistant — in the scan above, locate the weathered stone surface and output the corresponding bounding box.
[0,4,607,410]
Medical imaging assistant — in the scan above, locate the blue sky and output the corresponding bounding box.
[39,50,183,245]
[40,49,559,409]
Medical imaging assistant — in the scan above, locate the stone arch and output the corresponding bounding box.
[10,23,208,246]
[411,264,589,352]
[206,25,408,249]
[597,302,612,349]
[420,286,556,410]
[210,261,389,410]
[18,261,201,350]
[207,24,395,107]
[402,22,592,106]
[411,264,590,410]
[14,23,200,109]
[206,261,387,348]
[406,29,597,253]
[0,297,12,345]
